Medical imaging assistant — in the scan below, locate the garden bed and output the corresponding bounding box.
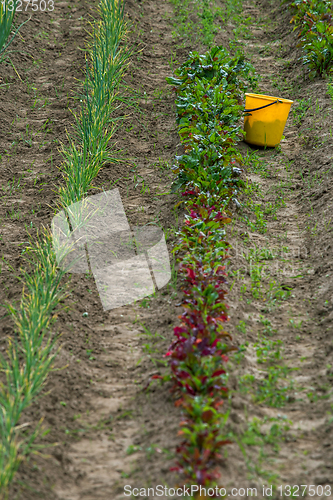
[0,0,333,498]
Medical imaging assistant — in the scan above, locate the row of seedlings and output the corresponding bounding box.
[284,0,333,77]
[0,0,131,494]
[163,46,257,495]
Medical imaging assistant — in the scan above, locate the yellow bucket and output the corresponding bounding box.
[243,93,293,147]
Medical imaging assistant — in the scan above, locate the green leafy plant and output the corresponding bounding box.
[293,97,312,125]
[238,415,292,453]
[166,45,257,203]
[285,0,333,77]
[254,337,283,364]
[162,45,258,490]
[0,1,28,63]
[169,0,223,46]
[240,365,297,407]
[327,75,333,100]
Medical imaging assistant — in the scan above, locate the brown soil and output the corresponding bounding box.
[0,0,332,499]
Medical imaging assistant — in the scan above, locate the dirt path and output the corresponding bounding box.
[2,0,333,498]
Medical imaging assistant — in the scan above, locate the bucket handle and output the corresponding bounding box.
[244,99,282,114]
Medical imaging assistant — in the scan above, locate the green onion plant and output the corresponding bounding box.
[0,0,130,496]
[58,0,132,208]
[0,1,29,64]
[0,229,68,494]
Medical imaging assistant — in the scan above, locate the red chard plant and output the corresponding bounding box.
[156,45,258,495]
